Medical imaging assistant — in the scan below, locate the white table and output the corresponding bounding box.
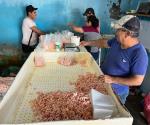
[38,35,87,52]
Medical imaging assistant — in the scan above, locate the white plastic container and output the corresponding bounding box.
[0,52,133,125]
[71,36,80,46]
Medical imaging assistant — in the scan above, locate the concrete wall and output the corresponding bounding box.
[120,0,150,12]
[139,19,150,48]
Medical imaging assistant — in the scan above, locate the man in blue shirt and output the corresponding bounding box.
[80,15,148,104]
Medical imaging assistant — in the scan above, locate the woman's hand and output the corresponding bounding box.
[68,23,73,28]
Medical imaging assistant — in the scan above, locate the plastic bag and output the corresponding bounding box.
[62,30,74,44]
[75,53,92,67]
[90,89,116,119]
[57,53,76,66]
[34,48,45,67]
[49,34,56,51]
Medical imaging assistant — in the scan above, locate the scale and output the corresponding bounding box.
[64,43,80,52]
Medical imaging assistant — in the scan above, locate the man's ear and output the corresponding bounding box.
[28,12,32,16]
[125,32,130,38]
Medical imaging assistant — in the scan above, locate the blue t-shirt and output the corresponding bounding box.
[101,38,148,95]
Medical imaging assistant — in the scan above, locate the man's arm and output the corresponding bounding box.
[80,38,110,48]
[103,75,144,86]
[31,26,45,35]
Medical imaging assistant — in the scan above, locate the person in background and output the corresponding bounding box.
[69,16,101,63]
[80,15,148,104]
[83,7,100,33]
[22,5,45,53]
[69,16,99,33]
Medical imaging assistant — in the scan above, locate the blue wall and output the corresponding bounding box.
[0,0,145,45]
[0,0,122,45]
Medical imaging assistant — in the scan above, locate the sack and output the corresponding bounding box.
[144,93,150,124]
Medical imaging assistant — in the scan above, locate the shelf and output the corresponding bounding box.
[126,13,150,17]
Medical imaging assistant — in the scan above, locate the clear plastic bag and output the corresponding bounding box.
[62,30,74,44]
[43,34,51,50]
[34,48,45,67]
[49,34,56,51]
[90,89,116,119]
[57,53,76,66]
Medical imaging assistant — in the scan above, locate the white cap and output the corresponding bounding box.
[111,15,136,29]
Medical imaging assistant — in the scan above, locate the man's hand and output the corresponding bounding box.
[80,38,109,48]
[99,74,144,86]
[80,41,90,46]
[104,75,114,84]
[99,75,114,84]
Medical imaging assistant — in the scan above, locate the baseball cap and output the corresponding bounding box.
[83,8,95,16]
[26,5,38,13]
[111,15,140,34]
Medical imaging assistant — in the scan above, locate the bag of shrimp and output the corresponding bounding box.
[57,53,76,66]
[75,53,92,67]
[34,48,45,67]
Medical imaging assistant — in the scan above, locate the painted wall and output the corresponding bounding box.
[0,0,120,45]
[1,0,149,46]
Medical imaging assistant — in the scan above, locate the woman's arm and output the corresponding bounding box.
[68,23,84,33]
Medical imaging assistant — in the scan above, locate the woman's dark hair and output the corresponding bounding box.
[87,16,99,28]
